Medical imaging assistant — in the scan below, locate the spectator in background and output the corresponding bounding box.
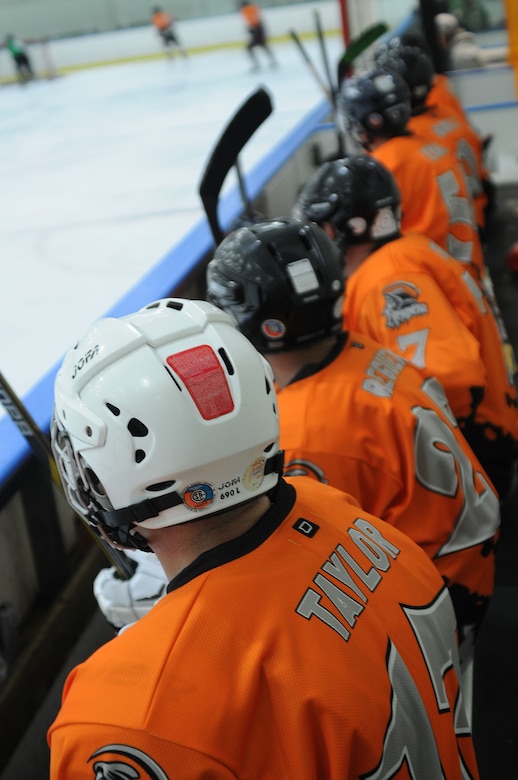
[151,6,188,58]
[450,0,491,32]
[434,11,506,69]
[435,12,485,69]
[240,2,277,70]
[5,34,34,83]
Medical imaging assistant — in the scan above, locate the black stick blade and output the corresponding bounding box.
[199,87,273,244]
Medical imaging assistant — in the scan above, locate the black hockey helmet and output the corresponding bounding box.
[374,38,435,110]
[398,30,433,55]
[338,67,411,149]
[206,217,345,353]
[292,155,401,252]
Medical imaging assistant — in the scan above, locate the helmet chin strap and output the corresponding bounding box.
[94,486,186,553]
[111,526,153,553]
[99,489,184,529]
[94,520,153,554]
[94,450,285,552]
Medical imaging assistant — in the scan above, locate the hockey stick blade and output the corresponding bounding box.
[337,22,389,85]
[199,87,273,245]
[289,30,334,105]
[0,371,136,580]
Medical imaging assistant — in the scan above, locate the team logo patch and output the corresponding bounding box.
[382,281,429,329]
[89,744,169,779]
[183,483,215,511]
[261,319,286,340]
[284,459,328,483]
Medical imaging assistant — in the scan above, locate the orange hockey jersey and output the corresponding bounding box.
[343,233,486,424]
[342,233,518,495]
[48,478,479,779]
[372,132,485,279]
[428,73,467,121]
[152,10,172,31]
[241,3,261,28]
[279,331,498,626]
[409,105,488,229]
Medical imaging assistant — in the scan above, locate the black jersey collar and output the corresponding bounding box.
[167,478,296,592]
[289,332,348,385]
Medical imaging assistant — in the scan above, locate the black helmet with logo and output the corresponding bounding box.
[338,67,411,149]
[206,218,345,353]
[292,155,401,252]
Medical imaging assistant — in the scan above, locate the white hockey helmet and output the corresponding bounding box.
[435,13,461,40]
[51,298,282,550]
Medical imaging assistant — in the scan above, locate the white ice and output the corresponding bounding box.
[0,37,343,417]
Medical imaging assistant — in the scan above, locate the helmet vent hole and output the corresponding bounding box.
[85,467,107,497]
[146,480,176,493]
[218,347,235,376]
[106,402,121,416]
[135,449,146,463]
[166,301,183,310]
[128,418,149,437]
[264,442,274,453]
[266,242,282,264]
[265,376,272,395]
[299,230,312,251]
[164,365,182,391]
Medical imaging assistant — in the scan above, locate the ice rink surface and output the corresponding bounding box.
[0,36,342,413]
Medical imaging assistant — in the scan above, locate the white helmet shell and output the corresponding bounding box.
[51,299,281,546]
[435,13,460,39]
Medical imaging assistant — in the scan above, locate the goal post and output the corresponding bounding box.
[26,37,60,81]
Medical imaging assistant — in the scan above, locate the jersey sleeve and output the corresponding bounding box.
[284,448,403,521]
[374,144,449,247]
[428,74,468,122]
[374,139,484,280]
[344,272,487,423]
[49,722,238,779]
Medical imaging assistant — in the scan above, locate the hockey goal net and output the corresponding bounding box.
[0,37,59,85]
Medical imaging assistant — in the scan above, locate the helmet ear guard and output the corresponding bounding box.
[346,216,369,239]
[51,299,283,549]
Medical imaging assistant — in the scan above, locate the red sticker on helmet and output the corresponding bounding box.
[166,346,234,420]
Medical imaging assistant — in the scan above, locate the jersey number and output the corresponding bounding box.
[364,589,473,779]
